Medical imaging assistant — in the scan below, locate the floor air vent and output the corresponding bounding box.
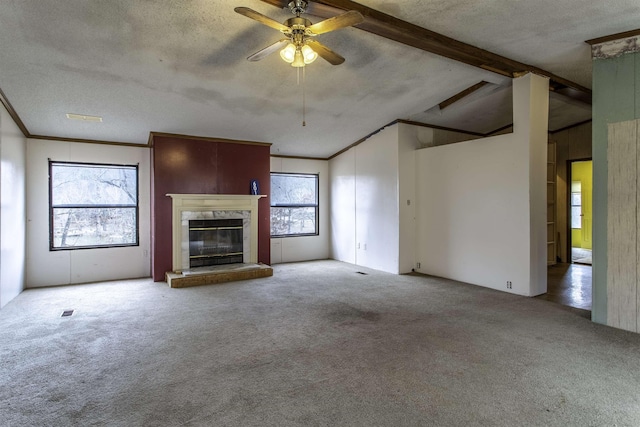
[356,272,368,275]
[61,310,74,317]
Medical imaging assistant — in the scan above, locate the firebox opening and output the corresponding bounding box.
[188,218,244,268]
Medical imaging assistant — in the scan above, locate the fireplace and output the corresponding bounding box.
[167,194,265,273]
[188,218,244,268]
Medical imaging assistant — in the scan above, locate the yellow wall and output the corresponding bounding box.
[571,161,592,249]
[571,228,582,247]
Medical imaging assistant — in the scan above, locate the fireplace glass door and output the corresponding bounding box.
[188,219,243,268]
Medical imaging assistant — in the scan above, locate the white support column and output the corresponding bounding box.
[513,73,550,296]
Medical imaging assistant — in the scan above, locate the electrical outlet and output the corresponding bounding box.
[417,262,421,269]
[506,281,512,289]
[364,243,367,250]
[358,243,360,249]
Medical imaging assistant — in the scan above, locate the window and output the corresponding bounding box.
[49,161,139,250]
[571,181,582,229]
[270,173,318,237]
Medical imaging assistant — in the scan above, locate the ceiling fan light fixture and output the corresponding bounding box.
[280,43,296,63]
[301,44,318,64]
[291,49,306,67]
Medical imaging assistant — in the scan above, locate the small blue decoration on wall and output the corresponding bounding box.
[250,179,260,195]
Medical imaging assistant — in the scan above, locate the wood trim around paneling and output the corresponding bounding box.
[148,132,272,148]
[396,120,487,137]
[271,154,329,161]
[550,119,593,134]
[29,134,150,147]
[328,137,366,160]
[438,81,491,110]
[485,123,514,136]
[585,29,640,45]
[328,120,399,159]
[0,87,31,137]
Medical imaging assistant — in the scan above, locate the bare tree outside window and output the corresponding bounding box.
[270,173,318,237]
[50,161,139,249]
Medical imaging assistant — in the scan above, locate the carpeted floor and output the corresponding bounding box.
[1,260,639,426]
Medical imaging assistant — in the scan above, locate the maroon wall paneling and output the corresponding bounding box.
[151,135,270,281]
[217,142,271,265]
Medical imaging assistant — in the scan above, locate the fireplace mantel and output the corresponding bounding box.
[167,194,266,273]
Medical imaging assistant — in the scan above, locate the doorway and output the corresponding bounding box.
[569,160,592,265]
[541,158,593,313]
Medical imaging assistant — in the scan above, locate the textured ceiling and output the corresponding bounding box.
[0,1,637,157]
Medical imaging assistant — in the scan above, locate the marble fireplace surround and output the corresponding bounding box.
[167,194,265,273]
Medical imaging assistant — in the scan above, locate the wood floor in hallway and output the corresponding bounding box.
[540,263,592,314]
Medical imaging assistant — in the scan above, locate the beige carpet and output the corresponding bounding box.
[1,260,639,426]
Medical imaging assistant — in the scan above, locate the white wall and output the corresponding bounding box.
[414,73,549,296]
[330,125,401,274]
[415,133,532,294]
[26,139,151,287]
[0,104,26,308]
[355,126,400,273]
[329,148,356,264]
[270,157,329,264]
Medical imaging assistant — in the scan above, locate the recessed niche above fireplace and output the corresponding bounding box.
[167,194,266,273]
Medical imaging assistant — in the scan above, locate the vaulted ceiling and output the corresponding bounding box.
[0,1,637,157]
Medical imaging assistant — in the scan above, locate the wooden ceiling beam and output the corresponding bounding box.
[259,0,591,104]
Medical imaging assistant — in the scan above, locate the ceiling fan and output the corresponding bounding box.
[234,0,364,67]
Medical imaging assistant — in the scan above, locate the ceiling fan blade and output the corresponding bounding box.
[247,39,290,62]
[306,39,345,65]
[306,10,364,35]
[234,7,290,32]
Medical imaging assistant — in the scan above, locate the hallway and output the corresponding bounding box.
[540,263,592,313]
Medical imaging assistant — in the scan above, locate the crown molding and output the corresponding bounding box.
[0,87,30,137]
[148,132,272,148]
[587,30,640,59]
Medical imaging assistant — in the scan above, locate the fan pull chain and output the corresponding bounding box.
[302,66,306,127]
[295,66,307,127]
